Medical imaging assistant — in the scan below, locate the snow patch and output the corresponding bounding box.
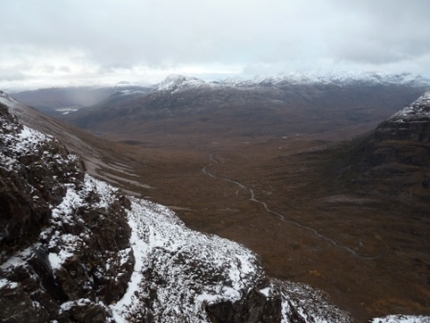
[371,315,430,323]
[388,90,430,122]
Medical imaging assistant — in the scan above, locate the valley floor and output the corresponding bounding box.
[82,128,430,323]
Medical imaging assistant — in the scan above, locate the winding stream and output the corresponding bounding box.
[202,154,386,260]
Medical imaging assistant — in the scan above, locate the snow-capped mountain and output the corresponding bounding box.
[156,74,211,92]
[375,90,430,141]
[153,71,430,94]
[0,95,356,322]
[229,71,430,87]
[387,90,430,122]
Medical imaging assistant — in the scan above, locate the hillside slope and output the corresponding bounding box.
[332,91,430,207]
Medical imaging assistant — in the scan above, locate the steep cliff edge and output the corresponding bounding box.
[0,102,134,322]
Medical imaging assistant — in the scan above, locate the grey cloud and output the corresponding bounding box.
[0,68,26,81]
[0,0,430,87]
[327,0,430,64]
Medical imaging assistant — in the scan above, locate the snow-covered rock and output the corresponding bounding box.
[371,314,430,323]
[387,91,430,122]
[0,102,133,322]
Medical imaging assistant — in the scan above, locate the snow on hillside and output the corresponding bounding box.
[157,74,212,92]
[110,197,262,322]
[0,91,22,112]
[388,90,430,122]
[154,71,430,94]
[223,71,430,87]
[371,315,430,323]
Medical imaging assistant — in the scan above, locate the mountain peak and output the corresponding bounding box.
[388,90,430,121]
[375,91,430,141]
[156,74,207,92]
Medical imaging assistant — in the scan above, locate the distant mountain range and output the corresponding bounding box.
[52,72,430,142]
[8,71,430,118]
[156,71,430,92]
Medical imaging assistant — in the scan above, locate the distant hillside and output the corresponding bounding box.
[63,73,429,141]
[329,90,430,209]
[11,85,152,117]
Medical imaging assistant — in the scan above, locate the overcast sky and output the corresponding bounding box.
[1,0,430,89]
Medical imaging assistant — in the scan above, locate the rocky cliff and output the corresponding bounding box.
[0,102,134,322]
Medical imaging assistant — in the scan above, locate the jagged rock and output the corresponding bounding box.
[0,103,134,322]
[206,286,282,322]
[58,299,113,323]
[0,103,84,248]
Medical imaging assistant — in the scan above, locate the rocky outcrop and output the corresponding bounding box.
[0,103,134,322]
[0,103,82,247]
[375,91,430,141]
[110,196,353,323]
[205,279,352,323]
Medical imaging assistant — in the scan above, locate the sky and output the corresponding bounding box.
[1,0,430,90]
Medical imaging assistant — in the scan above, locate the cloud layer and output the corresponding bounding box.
[1,0,430,88]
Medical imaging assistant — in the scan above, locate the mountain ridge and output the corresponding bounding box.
[62,73,429,143]
[153,71,430,94]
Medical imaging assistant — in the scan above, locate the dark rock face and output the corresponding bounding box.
[375,91,430,142]
[205,280,351,323]
[206,287,282,323]
[0,103,134,323]
[0,104,82,247]
[333,92,430,208]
